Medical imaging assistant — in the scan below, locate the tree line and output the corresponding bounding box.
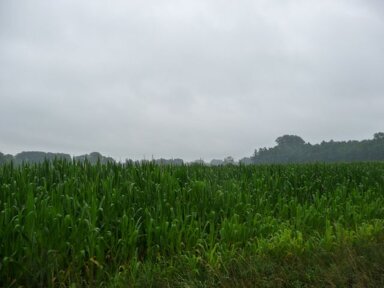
[1,133,383,165]
[250,132,384,164]
[0,151,114,165]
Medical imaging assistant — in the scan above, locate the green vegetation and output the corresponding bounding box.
[0,151,114,166]
[1,161,384,287]
[251,133,384,164]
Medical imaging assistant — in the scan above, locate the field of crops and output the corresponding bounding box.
[1,161,384,287]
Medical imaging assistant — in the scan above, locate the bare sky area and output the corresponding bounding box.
[0,0,383,161]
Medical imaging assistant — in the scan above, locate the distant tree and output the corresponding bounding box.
[275,135,305,147]
[172,159,184,166]
[374,132,384,140]
[223,156,235,165]
[14,151,71,164]
[210,159,224,166]
[239,157,253,165]
[191,159,205,165]
[153,158,184,166]
[251,133,384,164]
[74,152,115,165]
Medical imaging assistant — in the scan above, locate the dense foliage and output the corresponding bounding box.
[252,133,384,164]
[0,151,114,166]
[1,161,384,287]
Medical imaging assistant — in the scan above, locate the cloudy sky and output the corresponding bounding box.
[0,0,383,161]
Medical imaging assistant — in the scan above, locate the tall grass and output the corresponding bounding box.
[1,161,384,287]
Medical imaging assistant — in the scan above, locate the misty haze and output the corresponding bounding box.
[1,1,384,287]
[1,0,383,161]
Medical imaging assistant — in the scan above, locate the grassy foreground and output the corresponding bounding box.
[1,161,384,287]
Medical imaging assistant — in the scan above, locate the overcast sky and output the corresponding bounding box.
[0,0,383,161]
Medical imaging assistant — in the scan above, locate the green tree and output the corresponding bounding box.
[275,135,305,147]
[373,132,384,140]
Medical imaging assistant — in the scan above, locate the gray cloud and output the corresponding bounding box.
[1,0,383,161]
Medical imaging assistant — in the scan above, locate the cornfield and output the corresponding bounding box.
[1,161,384,287]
